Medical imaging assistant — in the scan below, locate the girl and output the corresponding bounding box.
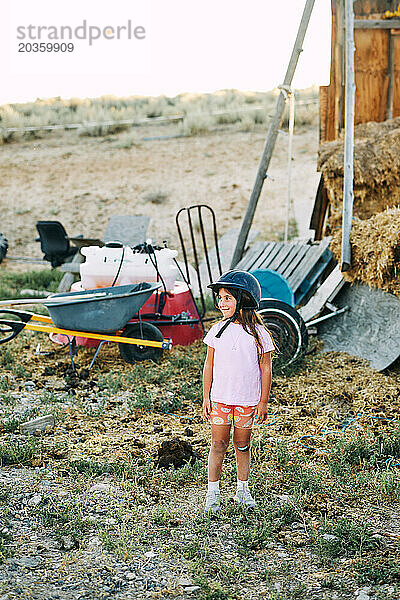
[202,270,274,513]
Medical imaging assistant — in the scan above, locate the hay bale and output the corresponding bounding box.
[318,117,400,232]
[330,207,400,297]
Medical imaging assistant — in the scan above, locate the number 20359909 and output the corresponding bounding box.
[18,42,74,52]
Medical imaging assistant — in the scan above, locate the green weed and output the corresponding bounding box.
[0,269,63,299]
[142,191,169,205]
[355,556,400,584]
[0,376,11,392]
[35,495,88,543]
[39,390,66,404]
[0,486,12,563]
[0,393,15,405]
[0,348,15,368]
[154,392,182,414]
[100,523,140,559]
[128,385,152,411]
[376,470,400,498]
[312,517,377,562]
[229,499,302,556]
[0,408,39,433]
[0,524,12,563]
[178,380,202,403]
[0,415,22,433]
[68,458,136,479]
[97,371,125,393]
[0,437,41,466]
[329,431,400,475]
[161,459,207,485]
[270,443,326,495]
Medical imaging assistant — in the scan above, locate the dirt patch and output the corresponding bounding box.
[0,125,319,264]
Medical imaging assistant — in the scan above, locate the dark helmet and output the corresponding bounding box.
[207,270,261,309]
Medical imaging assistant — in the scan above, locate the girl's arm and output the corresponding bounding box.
[202,346,215,422]
[255,352,272,424]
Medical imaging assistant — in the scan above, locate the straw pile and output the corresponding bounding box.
[330,207,400,298]
[318,117,400,231]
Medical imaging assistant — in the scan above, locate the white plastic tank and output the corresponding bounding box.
[80,242,179,291]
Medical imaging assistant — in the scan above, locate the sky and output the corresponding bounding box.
[2,0,332,104]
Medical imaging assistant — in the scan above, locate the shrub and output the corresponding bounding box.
[0,437,40,466]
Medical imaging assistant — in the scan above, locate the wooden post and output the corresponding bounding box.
[230,0,316,268]
[341,0,355,271]
[387,30,395,119]
[284,92,295,242]
[57,251,83,292]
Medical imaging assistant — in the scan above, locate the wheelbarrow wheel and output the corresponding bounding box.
[258,298,308,372]
[118,323,164,364]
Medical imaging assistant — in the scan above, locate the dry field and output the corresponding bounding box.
[0,122,319,262]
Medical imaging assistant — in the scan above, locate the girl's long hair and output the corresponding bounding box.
[215,287,276,358]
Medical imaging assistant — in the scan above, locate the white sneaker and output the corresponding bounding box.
[205,490,220,513]
[234,488,256,508]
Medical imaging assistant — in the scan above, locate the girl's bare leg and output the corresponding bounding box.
[233,427,252,481]
[208,424,231,481]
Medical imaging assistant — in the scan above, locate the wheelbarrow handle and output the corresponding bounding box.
[0,309,35,322]
[0,320,27,344]
[0,309,33,344]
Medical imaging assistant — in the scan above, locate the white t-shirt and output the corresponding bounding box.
[203,320,274,406]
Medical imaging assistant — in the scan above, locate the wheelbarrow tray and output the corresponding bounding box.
[43,282,161,333]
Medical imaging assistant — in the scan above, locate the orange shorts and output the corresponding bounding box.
[210,401,257,429]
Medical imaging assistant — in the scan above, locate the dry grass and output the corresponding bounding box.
[0,88,319,143]
[318,117,400,232]
[330,207,400,298]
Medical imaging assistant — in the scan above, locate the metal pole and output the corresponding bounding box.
[284,92,295,242]
[231,0,316,268]
[341,0,355,271]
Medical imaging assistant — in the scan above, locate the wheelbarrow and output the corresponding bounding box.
[0,283,172,371]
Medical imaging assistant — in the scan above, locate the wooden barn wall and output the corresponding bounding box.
[354,29,389,124]
[320,0,400,142]
[394,33,400,115]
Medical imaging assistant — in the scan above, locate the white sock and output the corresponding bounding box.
[237,479,249,491]
[208,480,220,493]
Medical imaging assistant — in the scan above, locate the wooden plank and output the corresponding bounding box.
[275,243,304,275]
[242,242,274,271]
[354,19,400,29]
[287,245,323,291]
[354,28,388,124]
[342,0,356,271]
[255,242,282,267]
[199,228,259,290]
[256,244,283,270]
[326,0,345,141]
[235,241,268,271]
[319,85,329,142]
[60,262,81,274]
[354,1,398,15]
[298,265,345,322]
[387,31,395,118]
[288,239,331,291]
[264,244,292,271]
[281,245,310,281]
[393,32,400,117]
[57,252,83,293]
[310,175,330,240]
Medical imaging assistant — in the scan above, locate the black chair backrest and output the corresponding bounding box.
[36,221,71,267]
